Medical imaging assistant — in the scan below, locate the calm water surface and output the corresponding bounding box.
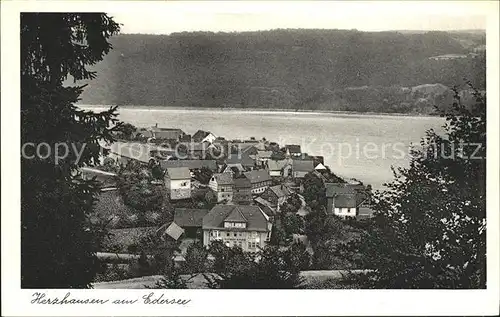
[81,106,445,189]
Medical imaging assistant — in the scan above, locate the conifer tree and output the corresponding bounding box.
[21,13,120,288]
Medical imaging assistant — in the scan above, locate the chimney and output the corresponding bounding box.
[155,123,158,128]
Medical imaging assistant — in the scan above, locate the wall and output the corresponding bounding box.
[269,170,282,177]
[250,181,271,194]
[203,229,270,252]
[169,178,191,200]
[334,207,357,218]
[233,187,252,204]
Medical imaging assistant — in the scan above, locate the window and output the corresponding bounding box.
[226,232,230,237]
[234,233,237,237]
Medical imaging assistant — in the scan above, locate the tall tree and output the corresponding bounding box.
[117,160,166,213]
[347,84,486,288]
[21,13,120,288]
[302,172,327,211]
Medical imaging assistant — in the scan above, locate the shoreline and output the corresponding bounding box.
[77,104,440,118]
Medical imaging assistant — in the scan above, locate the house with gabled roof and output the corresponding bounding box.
[202,204,272,252]
[325,182,371,218]
[243,169,272,194]
[192,130,217,143]
[253,197,277,219]
[267,159,290,177]
[284,144,302,157]
[260,184,292,207]
[226,152,255,170]
[164,167,191,200]
[150,125,185,141]
[220,163,245,176]
[292,160,315,178]
[208,173,234,202]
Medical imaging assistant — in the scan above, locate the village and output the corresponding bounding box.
[82,123,375,287]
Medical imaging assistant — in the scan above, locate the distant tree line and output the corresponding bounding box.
[74,29,485,114]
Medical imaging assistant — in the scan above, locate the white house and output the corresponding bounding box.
[164,167,191,200]
[325,183,367,218]
[202,205,272,252]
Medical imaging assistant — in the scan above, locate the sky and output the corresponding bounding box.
[106,1,489,35]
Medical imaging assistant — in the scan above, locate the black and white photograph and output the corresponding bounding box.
[2,0,499,316]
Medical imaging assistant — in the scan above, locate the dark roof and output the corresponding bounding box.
[178,142,211,152]
[166,167,191,180]
[160,160,217,170]
[226,153,255,167]
[224,207,248,222]
[267,185,290,198]
[242,145,258,155]
[174,208,209,227]
[285,144,301,153]
[152,127,183,132]
[326,183,368,208]
[193,130,210,141]
[203,205,269,231]
[325,183,365,197]
[234,176,252,188]
[212,173,233,185]
[244,169,271,184]
[222,163,245,173]
[334,194,357,208]
[150,127,184,140]
[292,160,314,172]
[110,142,151,163]
[254,198,277,217]
[267,159,290,171]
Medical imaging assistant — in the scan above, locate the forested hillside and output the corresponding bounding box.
[74,29,486,114]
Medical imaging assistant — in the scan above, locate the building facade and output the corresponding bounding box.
[243,170,272,194]
[325,183,367,218]
[208,173,234,202]
[233,175,253,204]
[202,205,272,252]
[164,167,192,200]
[260,184,291,207]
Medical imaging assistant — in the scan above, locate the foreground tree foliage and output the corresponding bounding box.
[21,13,120,288]
[347,84,486,288]
[204,242,305,289]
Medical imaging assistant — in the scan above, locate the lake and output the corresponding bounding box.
[80,105,446,189]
